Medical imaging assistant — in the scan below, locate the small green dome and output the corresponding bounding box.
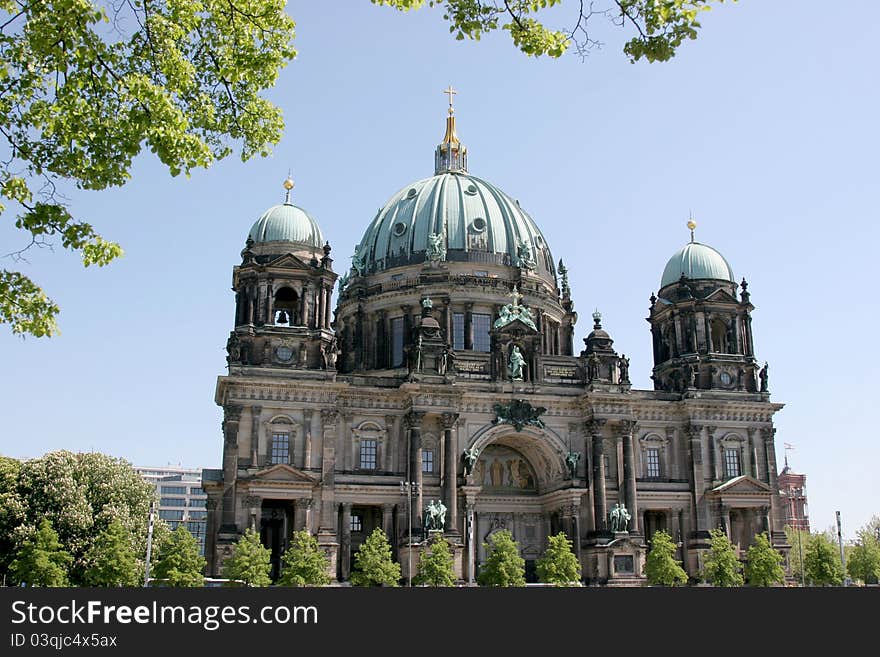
[660,242,735,288]
[248,202,325,247]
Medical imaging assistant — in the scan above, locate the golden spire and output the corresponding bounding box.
[687,213,696,243]
[441,85,460,146]
[283,172,294,204]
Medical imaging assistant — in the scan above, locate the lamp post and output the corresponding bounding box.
[399,480,420,587]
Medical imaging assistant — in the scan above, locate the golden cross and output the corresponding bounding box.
[508,285,523,308]
[443,85,457,112]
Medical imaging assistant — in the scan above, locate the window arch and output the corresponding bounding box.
[273,286,299,325]
[719,433,747,480]
[352,421,386,472]
[639,433,669,479]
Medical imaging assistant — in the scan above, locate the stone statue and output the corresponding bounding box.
[508,345,526,381]
[438,345,455,375]
[565,451,581,479]
[226,333,241,364]
[298,342,308,366]
[426,232,446,262]
[759,362,769,392]
[424,499,447,532]
[608,504,632,533]
[462,446,479,476]
[609,503,631,532]
[516,240,536,269]
[351,246,365,276]
[684,362,695,389]
[587,353,600,382]
[618,355,630,384]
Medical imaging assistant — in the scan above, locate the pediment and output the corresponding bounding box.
[705,288,740,305]
[710,475,772,495]
[251,463,318,485]
[265,253,311,270]
[494,317,538,334]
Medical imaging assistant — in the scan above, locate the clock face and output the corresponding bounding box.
[276,346,293,362]
[720,372,732,386]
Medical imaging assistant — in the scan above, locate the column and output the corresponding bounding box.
[443,299,452,346]
[318,286,326,331]
[384,415,395,472]
[318,409,338,533]
[245,495,262,531]
[324,285,332,328]
[405,411,425,532]
[722,505,731,539]
[620,420,639,534]
[764,428,782,533]
[687,423,708,531]
[742,431,752,478]
[382,503,394,537]
[249,405,262,467]
[221,405,243,529]
[303,409,313,469]
[588,418,607,531]
[747,428,759,480]
[466,502,476,584]
[339,503,351,581]
[442,413,459,534]
[304,499,314,533]
[341,412,353,471]
[464,303,474,350]
[706,425,719,481]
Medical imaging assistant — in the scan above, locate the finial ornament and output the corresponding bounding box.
[283,173,294,204]
[443,85,457,114]
[592,309,602,329]
[687,214,696,243]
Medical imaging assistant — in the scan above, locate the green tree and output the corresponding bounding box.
[477,529,525,587]
[0,456,24,582]
[700,528,743,587]
[222,528,272,587]
[278,530,330,587]
[9,518,72,586]
[414,534,456,586]
[153,525,206,587]
[804,532,844,586]
[536,532,581,586]
[744,532,785,587]
[1,0,296,337]
[350,528,401,587]
[784,525,809,584]
[374,1,729,62]
[13,450,158,584]
[644,530,688,586]
[82,519,139,586]
[847,517,880,585]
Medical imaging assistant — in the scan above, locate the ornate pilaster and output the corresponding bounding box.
[384,415,396,472]
[221,405,243,529]
[705,425,719,481]
[303,409,313,469]
[250,405,262,467]
[340,503,352,581]
[319,409,339,533]
[686,423,708,531]
[441,412,459,534]
[587,418,607,532]
[618,420,640,534]
[404,411,425,531]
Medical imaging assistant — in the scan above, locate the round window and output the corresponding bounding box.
[406,188,417,199]
[471,217,486,232]
[276,346,293,362]
[393,222,407,237]
[465,184,478,195]
[720,371,732,386]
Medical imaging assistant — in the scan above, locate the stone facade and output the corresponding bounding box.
[203,110,788,585]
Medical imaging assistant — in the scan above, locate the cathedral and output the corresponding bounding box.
[202,93,788,585]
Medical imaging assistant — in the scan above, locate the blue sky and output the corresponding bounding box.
[1,1,877,539]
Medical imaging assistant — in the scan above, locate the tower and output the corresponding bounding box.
[648,220,762,395]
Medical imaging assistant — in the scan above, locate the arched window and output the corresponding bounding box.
[274,287,299,325]
[711,318,728,354]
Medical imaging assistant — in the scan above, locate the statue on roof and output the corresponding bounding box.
[426,232,447,263]
[493,285,537,332]
[516,239,536,270]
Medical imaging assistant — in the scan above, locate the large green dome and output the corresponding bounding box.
[248,201,325,248]
[354,171,554,275]
[660,241,735,288]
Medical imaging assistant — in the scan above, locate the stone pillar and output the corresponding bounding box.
[619,420,639,534]
[665,426,679,479]
[747,428,759,480]
[221,405,243,529]
[464,303,474,350]
[405,411,425,533]
[382,503,394,537]
[324,285,332,329]
[588,418,607,531]
[706,425,719,481]
[384,415,397,473]
[319,409,338,532]
[687,423,708,531]
[742,430,752,479]
[250,405,262,467]
[466,502,476,584]
[245,495,262,531]
[722,505,731,539]
[764,428,783,533]
[341,412,353,472]
[441,413,459,534]
[401,304,412,354]
[340,503,352,581]
[303,409,313,469]
[304,499,314,533]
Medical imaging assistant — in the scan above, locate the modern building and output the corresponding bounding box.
[203,96,789,584]
[137,466,208,555]
[778,457,809,533]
